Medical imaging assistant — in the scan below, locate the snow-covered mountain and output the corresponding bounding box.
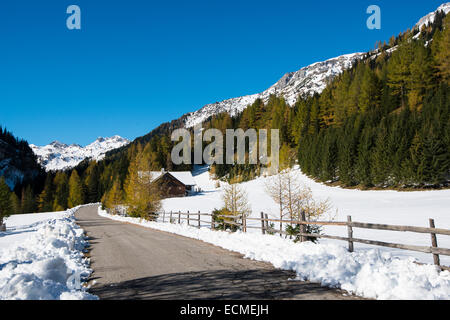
[184,53,365,128]
[415,2,450,30]
[30,136,130,171]
[184,3,450,129]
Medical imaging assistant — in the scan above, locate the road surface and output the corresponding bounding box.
[75,205,360,300]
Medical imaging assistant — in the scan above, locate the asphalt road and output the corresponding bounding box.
[75,205,360,300]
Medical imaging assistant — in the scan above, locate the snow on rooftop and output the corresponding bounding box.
[147,170,196,186]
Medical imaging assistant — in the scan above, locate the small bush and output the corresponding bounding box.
[285,224,322,243]
[212,208,241,232]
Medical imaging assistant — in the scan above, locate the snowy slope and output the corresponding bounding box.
[30,136,130,171]
[160,166,450,267]
[415,2,450,30]
[184,53,365,128]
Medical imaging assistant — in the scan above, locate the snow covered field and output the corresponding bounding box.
[99,207,450,300]
[0,206,97,300]
[161,166,450,266]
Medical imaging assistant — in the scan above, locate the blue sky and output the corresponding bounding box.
[0,0,445,145]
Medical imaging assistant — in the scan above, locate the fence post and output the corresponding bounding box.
[187,211,190,226]
[198,211,201,229]
[429,219,440,267]
[264,213,269,234]
[347,216,354,253]
[261,212,266,235]
[178,211,181,224]
[299,210,306,242]
[170,211,173,223]
[162,211,165,223]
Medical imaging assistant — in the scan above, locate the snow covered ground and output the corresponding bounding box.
[160,166,450,267]
[0,206,97,300]
[99,207,450,300]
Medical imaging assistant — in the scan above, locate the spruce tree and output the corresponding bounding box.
[21,185,36,214]
[53,172,68,211]
[10,192,21,215]
[0,177,12,225]
[37,175,54,212]
[68,170,84,208]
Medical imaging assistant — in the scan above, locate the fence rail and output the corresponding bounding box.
[113,208,450,271]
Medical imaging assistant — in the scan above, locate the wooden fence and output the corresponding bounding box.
[154,210,450,271]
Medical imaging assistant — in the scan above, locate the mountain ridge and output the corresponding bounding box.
[31,136,130,171]
[181,3,450,129]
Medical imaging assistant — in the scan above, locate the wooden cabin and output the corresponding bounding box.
[145,169,197,198]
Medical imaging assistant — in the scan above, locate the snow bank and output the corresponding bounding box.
[99,207,450,300]
[162,165,450,266]
[0,206,97,300]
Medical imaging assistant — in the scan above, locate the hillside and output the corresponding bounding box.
[0,127,43,190]
[8,3,448,215]
[184,53,365,128]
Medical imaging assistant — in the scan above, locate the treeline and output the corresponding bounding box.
[206,12,450,188]
[298,12,450,188]
[1,12,449,218]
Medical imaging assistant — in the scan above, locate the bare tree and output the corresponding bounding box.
[222,179,251,223]
[265,174,285,232]
[276,170,331,223]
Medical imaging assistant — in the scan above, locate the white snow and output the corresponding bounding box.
[0,206,97,300]
[98,206,450,300]
[30,136,130,171]
[160,166,450,267]
[415,3,450,30]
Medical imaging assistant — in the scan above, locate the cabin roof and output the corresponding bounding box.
[148,171,196,186]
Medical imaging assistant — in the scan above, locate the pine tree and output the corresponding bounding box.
[355,126,375,187]
[358,65,380,113]
[103,178,124,214]
[85,162,100,203]
[68,170,84,208]
[21,185,36,214]
[387,41,414,106]
[433,14,450,84]
[371,121,390,186]
[10,192,21,215]
[124,150,161,219]
[53,172,68,211]
[422,124,449,185]
[0,177,12,225]
[37,175,54,212]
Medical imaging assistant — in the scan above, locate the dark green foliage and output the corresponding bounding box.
[0,177,12,223]
[285,224,322,243]
[212,208,241,232]
[298,20,449,188]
